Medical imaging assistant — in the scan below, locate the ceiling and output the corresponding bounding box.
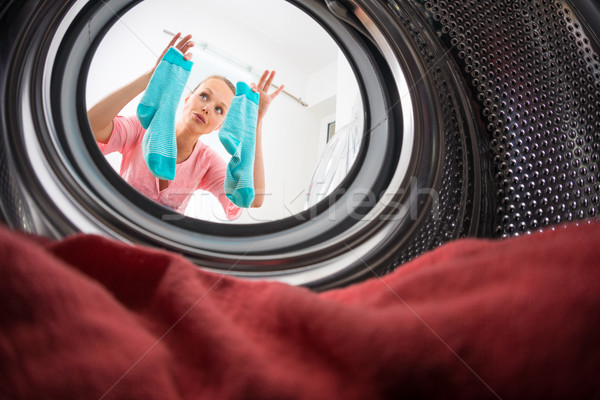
[178,0,340,75]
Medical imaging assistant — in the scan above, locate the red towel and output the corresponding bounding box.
[0,222,599,399]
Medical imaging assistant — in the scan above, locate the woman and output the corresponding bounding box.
[87,33,283,220]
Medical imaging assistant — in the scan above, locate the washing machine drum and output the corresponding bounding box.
[1,0,600,290]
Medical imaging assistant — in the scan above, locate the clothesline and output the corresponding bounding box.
[163,29,308,107]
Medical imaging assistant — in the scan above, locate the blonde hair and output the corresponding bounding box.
[193,75,236,95]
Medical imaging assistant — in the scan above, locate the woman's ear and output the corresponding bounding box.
[184,90,195,103]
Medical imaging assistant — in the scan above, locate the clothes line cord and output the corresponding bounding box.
[163,29,308,107]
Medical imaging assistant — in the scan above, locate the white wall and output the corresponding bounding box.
[86,0,359,223]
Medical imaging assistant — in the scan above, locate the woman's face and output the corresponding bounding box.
[182,78,235,135]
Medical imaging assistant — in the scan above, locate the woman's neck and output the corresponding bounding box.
[175,120,199,163]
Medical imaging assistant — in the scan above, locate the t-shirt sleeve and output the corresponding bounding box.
[199,152,243,221]
[97,115,145,156]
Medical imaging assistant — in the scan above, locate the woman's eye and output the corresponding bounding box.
[199,93,207,100]
[216,107,223,115]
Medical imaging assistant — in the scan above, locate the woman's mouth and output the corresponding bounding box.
[193,113,205,124]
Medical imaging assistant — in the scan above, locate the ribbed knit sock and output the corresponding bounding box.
[137,47,193,180]
[218,81,259,208]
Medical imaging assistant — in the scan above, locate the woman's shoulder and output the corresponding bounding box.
[98,115,144,155]
[113,115,144,135]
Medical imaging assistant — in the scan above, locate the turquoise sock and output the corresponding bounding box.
[219,81,259,208]
[137,47,193,180]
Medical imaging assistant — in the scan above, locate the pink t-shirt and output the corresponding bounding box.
[98,115,241,220]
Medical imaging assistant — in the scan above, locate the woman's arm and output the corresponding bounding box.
[252,121,266,207]
[87,33,195,144]
[250,70,284,208]
[87,72,152,144]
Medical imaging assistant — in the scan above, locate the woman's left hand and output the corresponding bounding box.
[251,70,284,122]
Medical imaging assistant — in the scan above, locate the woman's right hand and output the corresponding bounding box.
[151,32,195,74]
[88,32,195,144]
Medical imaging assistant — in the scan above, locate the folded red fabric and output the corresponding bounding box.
[0,222,599,399]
